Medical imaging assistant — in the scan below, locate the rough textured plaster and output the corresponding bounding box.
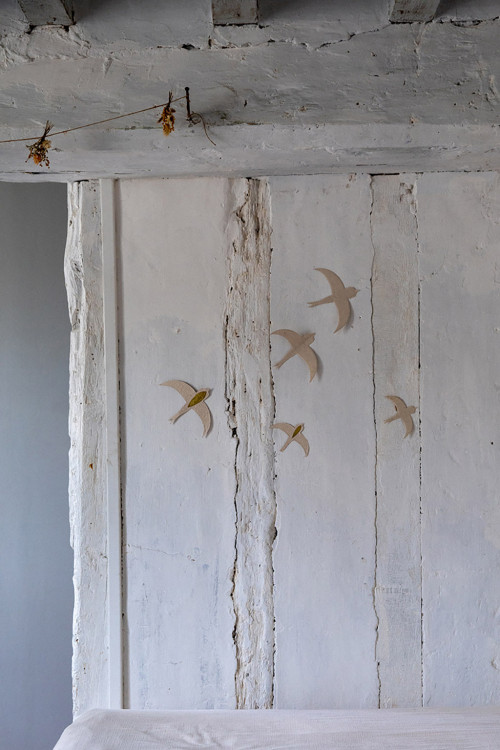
[224,178,276,708]
[2,4,500,178]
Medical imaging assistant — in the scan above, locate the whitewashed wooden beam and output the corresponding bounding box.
[2,123,500,183]
[1,18,500,180]
[212,0,258,25]
[100,179,123,710]
[225,178,276,708]
[389,0,441,22]
[65,180,109,716]
[17,0,72,26]
[371,175,422,707]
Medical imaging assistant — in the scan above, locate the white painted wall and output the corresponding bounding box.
[0,183,72,749]
[69,171,500,714]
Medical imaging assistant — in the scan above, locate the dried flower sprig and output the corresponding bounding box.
[25,120,53,167]
[158,92,176,136]
[1,87,215,168]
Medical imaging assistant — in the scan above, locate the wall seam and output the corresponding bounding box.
[369,175,382,708]
[414,174,424,707]
[267,200,277,709]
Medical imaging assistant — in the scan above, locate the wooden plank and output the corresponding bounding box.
[270,174,378,708]
[117,177,237,709]
[224,178,276,708]
[212,0,258,25]
[371,175,422,707]
[389,0,441,22]
[64,180,109,716]
[418,172,500,705]
[100,179,123,709]
[17,0,72,25]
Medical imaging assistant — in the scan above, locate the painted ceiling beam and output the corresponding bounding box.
[212,0,259,25]
[389,0,441,22]
[17,0,73,26]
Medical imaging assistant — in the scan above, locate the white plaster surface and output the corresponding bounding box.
[269,174,378,708]
[68,170,500,714]
[116,178,237,709]
[371,175,422,707]
[418,172,500,705]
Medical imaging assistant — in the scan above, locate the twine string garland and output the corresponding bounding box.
[0,87,215,167]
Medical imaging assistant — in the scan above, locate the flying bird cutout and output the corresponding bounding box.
[384,395,416,439]
[272,422,310,456]
[271,329,318,382]
[308,268,359,333]
[161,380,212,437]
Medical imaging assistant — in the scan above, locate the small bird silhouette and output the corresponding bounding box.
[384,395,416,438]
[272,422,310,456]
[161,380,212,437]
[308,268,359,332]
[271,329,318,382]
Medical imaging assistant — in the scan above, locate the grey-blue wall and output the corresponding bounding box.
[0,183,73,750]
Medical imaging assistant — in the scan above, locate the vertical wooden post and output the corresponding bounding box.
[65,181,109,715]
[100,179,123,709]
[224,178,276,708]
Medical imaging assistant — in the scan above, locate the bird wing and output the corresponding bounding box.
[333,296,352,332]
[298,344,318,381]
[402,414,415,438]
[295,432,310,457]
[160,379,196,404]
[314,269,352,332]
[193,401,212,438]
[271,329,303,348]
[386,395,407,413]
[272,422,294,437]
[315,268,346,296]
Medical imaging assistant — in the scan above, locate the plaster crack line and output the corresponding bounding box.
[413,175,424,707]
[369,175,381,708]
[268,243,278,709]
[223,305,242,704]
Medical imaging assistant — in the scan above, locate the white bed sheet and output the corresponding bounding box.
[53,707,500,749]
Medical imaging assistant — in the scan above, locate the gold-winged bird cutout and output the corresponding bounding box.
[272,422,310,456]
[161,380,212,437]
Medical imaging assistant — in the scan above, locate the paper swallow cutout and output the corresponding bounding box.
[271,329,318,382]
[308,268,359,332]
[384,395,416,438]
[272,422,310,456]
[161,380,212,437]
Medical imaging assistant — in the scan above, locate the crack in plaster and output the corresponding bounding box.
[369,175,382,708]
[413,175,425,707]
[2,14,499,70]
[224,303,242,705]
